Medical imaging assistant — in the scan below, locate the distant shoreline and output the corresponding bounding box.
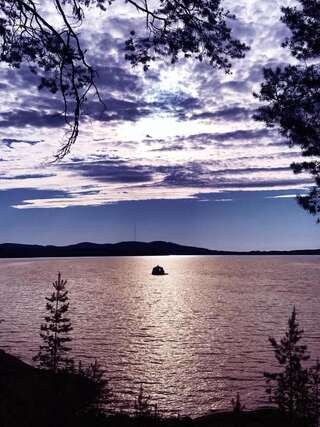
[0,240,320,258]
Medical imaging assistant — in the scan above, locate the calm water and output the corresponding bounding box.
[0,255,319,416]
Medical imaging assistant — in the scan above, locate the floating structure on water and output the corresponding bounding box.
[152,265,167,276]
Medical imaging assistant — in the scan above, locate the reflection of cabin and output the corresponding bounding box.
[152,265,166,275]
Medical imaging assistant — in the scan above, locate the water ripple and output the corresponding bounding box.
[0,255,319,416]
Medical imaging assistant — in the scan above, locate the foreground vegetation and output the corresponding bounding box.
[0,273,319,427]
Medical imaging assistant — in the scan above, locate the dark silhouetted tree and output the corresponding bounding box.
[77,359,112,415]
[265,307,310,425]
[307,360,320,427]
[0,0,248,158]
[255,0,320,221]
[34,272,73,373]
[134,383,158,421]
[231,393,245,427]
[232,392,245,414]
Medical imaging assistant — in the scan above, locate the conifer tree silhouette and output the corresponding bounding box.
[134,383,156,419]
[265,307,310,425]
[34,272,73,372]
[255,0,320,221]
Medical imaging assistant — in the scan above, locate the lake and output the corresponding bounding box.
[0,255,319,416]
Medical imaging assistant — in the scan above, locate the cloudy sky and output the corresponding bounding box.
[0,0,319,250]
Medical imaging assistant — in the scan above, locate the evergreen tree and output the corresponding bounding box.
[265,307,310,425]
[34,272,73,373]
[77,359,112,415]
[231,393,245,427]
[255,0,320,221]
[307,360,320,427]
[134,384,157,420]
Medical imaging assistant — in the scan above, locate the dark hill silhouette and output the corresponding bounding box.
[0,241,320,258]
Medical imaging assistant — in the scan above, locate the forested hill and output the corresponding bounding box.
[0,241,320,258]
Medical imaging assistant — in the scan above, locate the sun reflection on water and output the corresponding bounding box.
[0,256,320,415]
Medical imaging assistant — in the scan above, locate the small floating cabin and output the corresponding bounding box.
[152,265,167,276]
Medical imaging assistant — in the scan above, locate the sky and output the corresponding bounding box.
[0,0,319,250]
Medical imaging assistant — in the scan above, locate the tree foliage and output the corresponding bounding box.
[134,383,157,419]
[308,360,320,426]
[265,307,320,427]
[265,307,310,423]
[77,359,112,415]
[32,272,112,423]
[281,0,320,60]
[0,0,248,159]
[255,0,320,221]
[34,272,73,372]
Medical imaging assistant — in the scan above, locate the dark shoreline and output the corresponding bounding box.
[0,349,297,427]
[1,240,320,258]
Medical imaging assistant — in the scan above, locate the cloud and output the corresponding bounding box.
[189,106,253,121]
[95,66,144,94]
[85,98,152,123]
[266,194,303,199]
[63,159,154,183]
[2,138,42,148]
[151,144,184,152]
[0,110,65,128]
[0,173,55,180]
[0,0,310,210]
